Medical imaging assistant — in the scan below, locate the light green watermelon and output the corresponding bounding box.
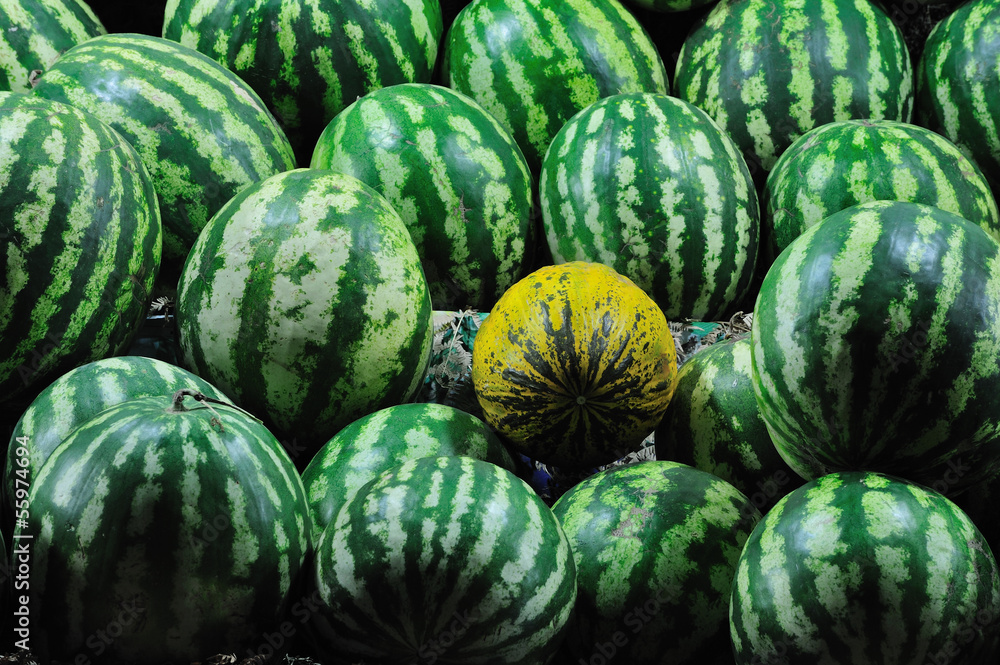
[176,168,433,465]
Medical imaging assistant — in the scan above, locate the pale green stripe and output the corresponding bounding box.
[818,211,879,430]
[414,123,475,284]
[277,0,301,89]
[357,98,415,230]
[759,523,823,650]
[0,33,30,92]
[454,8,509,138]
[401,0,438,66]
[578,107,616,266]
[858,0,890,120]
[765,230,821,438]
[695,160,726,315]
[50,0,103,39]
[0,108,34,330]
[378,21,414,80]
[261,220,351,425]
[930,25,960,139]
[781,0,813,133]
[823,0,848,70]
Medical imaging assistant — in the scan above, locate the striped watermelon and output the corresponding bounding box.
[471,261,678,470]
[551,460,760,664]
[300,402,517,541]
[655,336,802,514]
[308,454,577,663]
[539,92,760,321]
[752,200,1000,493]
[176,168,433,465]
[0,0,104,92]
[762,119,1000,266]
[162,0,444,164]
[310,83,535,311]
[0,92,161,404]
[730,471,1000,665]
[16,389,312,664]
[3,355,230,528]
[31,32,296,263]
[443,0,669,173]
[916,0,1000,202]
[673,0,914,184]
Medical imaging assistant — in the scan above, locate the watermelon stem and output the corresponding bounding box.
[168,390,263,430]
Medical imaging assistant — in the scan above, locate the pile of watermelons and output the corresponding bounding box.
[1,0,1000,663]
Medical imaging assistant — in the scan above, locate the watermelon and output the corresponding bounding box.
[31,32,296,263]
[0,0,104,92]
[539,91,760,321]
[471,261,678,470]
[310,83,535,311]
[751,200,1000,493]
[162,0,444,164]
[3,355,230,527]
[551,460,760,664]
[300,402,517,541]
[762,119,1000,266]
[15,389,312,663]
[0,92,161,404]
[655,336,802,514]
[673,0,914,185]
[176,168,434,465]
[730,471,1000,665]
[443,0,669,173]
[308,454,577,663]
[915,0,1000,202]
